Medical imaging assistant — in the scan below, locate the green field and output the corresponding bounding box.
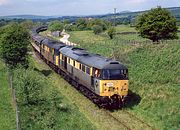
[68,28,180,130]
[0,60,16,130]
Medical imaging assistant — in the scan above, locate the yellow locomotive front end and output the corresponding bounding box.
[94,68,128,108]
[100,79,128,100]
[100,69,128,101]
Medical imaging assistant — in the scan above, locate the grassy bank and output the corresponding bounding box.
[12,56,96,130]
[0,60,16,130]
[69,29,180,130]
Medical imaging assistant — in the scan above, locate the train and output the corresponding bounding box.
[31,26,129,108]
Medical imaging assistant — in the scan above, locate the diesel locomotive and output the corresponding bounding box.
[31,26,129,108]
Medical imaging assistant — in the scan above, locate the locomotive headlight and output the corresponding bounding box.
[107,82,114,87]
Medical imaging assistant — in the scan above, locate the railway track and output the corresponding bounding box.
[104,109,156,130]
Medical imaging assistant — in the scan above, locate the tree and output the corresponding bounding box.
[0,23,30,68]
[107,27,116,39]
[88,19,109,31]
[136,6,178,42]
[48,20,63,32]
[20,20,34,30]
[76,18,87,30]
[92,25,103,34]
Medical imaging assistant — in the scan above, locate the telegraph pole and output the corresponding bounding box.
[114,8,117,26]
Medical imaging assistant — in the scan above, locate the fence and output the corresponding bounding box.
[8,71,21,130]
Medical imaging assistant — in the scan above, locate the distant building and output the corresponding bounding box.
[51,31,61,37]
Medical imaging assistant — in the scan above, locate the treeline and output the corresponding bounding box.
[48,19,116,39]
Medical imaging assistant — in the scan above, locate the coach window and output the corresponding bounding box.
[82,65,85,72]
[79,64,82,70]
[86,67,90,75]
[73,61,75,66]
[68,58,70,64]
[62,55,64,61]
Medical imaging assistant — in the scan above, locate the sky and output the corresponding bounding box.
[0,0,180,16]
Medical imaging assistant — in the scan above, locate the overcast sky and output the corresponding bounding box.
[0,0,180,16]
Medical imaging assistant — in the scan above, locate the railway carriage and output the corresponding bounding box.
[40,39,65,67]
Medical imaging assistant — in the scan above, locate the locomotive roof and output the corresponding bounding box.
[60,46,127,70]
[42,39,65,50]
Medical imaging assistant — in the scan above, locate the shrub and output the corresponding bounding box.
[92,25,103,35]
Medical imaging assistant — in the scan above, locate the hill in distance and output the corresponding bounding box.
[0,7,180,21]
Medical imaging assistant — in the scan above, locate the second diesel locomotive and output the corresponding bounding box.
[31,26,129,108]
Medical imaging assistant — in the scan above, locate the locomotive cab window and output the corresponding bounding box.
[102,69,128,80]
[94,69,101,78]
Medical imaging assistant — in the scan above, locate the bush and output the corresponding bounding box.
[92,25,103,35]
[107,27,116,39]
[13,68,46,105]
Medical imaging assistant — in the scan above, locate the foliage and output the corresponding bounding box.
[13,68,45,105]
[63,19,70,25]
[136,6,178,42]
[48,20,63,32]
[0,23,30,69]
[107,27,116,39]
[88,19,109,30]
[92,25,103,34]
[73,18,111,31]
[76,18,88,31]
[20,20,34,30]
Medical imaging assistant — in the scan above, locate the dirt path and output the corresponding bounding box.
[60,30,77,46]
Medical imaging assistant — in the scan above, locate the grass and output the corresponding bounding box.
[68,29,180,130]
[12,57,96,130]
[115,25,137,33]
[68,25,150,44]
[0,60,16,130]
